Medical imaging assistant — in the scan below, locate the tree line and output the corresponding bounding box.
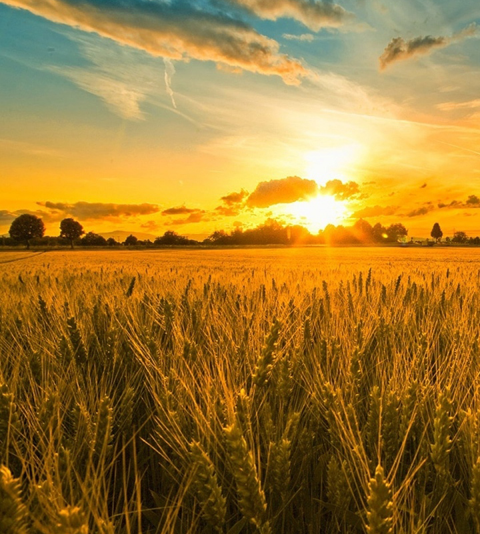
[2,213,479,249]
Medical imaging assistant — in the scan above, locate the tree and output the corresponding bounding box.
[60,218,84,249]
[372,222,388,243]
[352,219,373,243]
[124,234,138,246]
[385,223,408,242]
[81,232,107,247]
[154,231,195,246]
[452,231,468,244]
[106,237,118,246]
[430,222,443,243]
[9,214,45,249]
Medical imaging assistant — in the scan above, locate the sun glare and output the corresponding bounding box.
[283,195,348,233]
[305,144,360,184]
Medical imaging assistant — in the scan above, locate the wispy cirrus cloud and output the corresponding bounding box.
[379,23,478,70]
[2,0,308,84]
[437,99,480,112]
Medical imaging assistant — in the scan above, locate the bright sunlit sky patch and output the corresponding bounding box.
[1,0,480,238]
[282,196,349,234]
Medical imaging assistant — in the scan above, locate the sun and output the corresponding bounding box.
[305,144,360,184]
[282,195,349,233]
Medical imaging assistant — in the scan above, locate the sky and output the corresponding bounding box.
[1,0,480,239]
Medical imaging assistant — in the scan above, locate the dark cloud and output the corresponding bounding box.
[247,176,318,208]
[351,205,398,218]
[379,24,477,70]
[0,208,60,225]
[405,205,434,218]
[2,0,308,84]
[220,189,249,206]
[467,195,480,206]
[420,183,427,189]
[227,0,352,31]
[320,179,360,200]
[162,206,201,216]
[439,195,480,210]
[39,201,159,220]
[438,200,462,209]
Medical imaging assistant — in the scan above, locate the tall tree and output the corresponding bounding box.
[124,234,138,246]
[430,223,443,243]
[81,232,107,246]
[60,218,84,249]
[386,223,408,242]
[9,214,45,249]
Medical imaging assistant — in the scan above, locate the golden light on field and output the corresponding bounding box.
[284,194,349,233]
[304,144,360,184]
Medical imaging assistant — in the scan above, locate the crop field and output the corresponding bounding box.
[2,247,480,534]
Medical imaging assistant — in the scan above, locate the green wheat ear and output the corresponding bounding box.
[190,441,226,532]
[366,465,393,534]
[0,465,28,534]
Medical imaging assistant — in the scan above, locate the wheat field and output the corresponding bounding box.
[1,248,480,534]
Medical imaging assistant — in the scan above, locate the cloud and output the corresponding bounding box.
[171,212,207,225]
[439,195,480,210]
[48,35,169,120]
[0,210,16,225]
[438,200,462,209]
[319,179,360,200]
[351,205,398,218]
[405,205,434,218]
[141,220,161,232]
[220,189,249,206]
[437,99,480,112]
[162,206,202,216]
[0,208,61,226]
[2,0,308,85]
[247,176,318,208]
[215,190,248,217]
[467,195,480,206]
[283,33,315,42]
[215,205,242,217]
[228,0,353,31]
[38,201,159,220]
[379,23,478,70]
[164,58,177,109]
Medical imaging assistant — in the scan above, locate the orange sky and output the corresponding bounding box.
[1,0,480,239]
